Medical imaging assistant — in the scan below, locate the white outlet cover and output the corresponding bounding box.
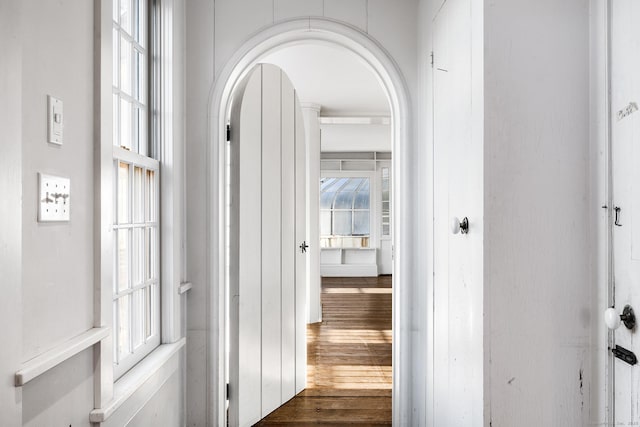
[38,173,70,222]
[48,95,63,145]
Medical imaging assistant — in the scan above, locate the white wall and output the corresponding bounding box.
[21,0,94,365]
[484,1,591,425]
[185,1,420,425]
[418,0,592,425]
[19,2,96,425]
[589,0,610,424]
[320,124,391,152]
[0,0,23,424]
[0,1,188,426]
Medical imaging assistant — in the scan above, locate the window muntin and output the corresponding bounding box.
[320,177,371,248]
[112,0,158,379]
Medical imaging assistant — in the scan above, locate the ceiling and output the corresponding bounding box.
[261,43,390,116]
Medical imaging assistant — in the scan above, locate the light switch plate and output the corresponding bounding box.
[38,173,70,222]
[47,95,63,145]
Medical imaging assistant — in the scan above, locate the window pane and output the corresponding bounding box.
[320,177,336,192]
[117,162,130,223]
[120,36,132,95]
[145,227,157,280]
[117,295,131,358]
[112,28,119,88]
[334,211,352,236]
[320,192,335,209]
[145,285,153,339]
[342,178,363,192]
[113,302,118,362]
[320,210,332,236]
[334,192,353,209]
[117,229,130,292]
[134,49,145,103]
[354,211,370,236]
[133,227,143,285]
[354,191,370,210]
[120,98,132,149]
[120,0,132,34]
[327,178,348,192]
[135,0,146,48]
[145,170,155,221]
[133,166,143,222]
[135,107,147,156]
[113,94,119,146]
[132,288,144,350]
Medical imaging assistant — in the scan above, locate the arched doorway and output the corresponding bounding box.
[208,18,412,425]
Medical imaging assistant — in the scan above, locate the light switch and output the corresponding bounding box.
[48,95,63,145]
[38,173,70,222]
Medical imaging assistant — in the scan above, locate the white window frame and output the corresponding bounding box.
[93,0,184,415]
[111,0,159,380]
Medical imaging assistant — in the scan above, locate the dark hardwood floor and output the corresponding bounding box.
[256,276,392,426]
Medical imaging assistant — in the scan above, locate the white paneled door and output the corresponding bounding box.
[611,1,640,423]
[228,64,307,426]
[433,0,483,425]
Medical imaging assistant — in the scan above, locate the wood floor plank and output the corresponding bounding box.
[256,276,392,426]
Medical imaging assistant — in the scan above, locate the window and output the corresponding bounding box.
[381,167,390,236]
[112,0,159,378]
[320,177,371,248]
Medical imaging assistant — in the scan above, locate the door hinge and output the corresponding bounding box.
[226,383,230,400]
[430,51,434,67]
[226,124,231,142]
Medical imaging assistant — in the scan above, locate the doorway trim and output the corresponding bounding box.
[207,18,411,426]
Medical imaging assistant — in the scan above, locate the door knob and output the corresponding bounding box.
[299,241,309,253]
[451,217,469,235]
[605,305,636,330]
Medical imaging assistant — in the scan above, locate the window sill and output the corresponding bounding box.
[89,337,186,423]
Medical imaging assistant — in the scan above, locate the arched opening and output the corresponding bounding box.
[208,18,411,425]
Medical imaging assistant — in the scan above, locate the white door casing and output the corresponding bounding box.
[610,1,640,423]
[228,64,307,426]
[209,18,411,426]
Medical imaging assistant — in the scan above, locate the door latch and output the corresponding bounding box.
[299,241,309,253]
[615,206,622,226]
[612,345,638,366]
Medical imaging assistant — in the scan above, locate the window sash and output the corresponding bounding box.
[112,0,149,155]
[112,148,160,378]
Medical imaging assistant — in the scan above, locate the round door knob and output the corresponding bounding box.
[451,217,461,234]
[605,305,636,330]
[451,217,469,235]
[605,307,621,330]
